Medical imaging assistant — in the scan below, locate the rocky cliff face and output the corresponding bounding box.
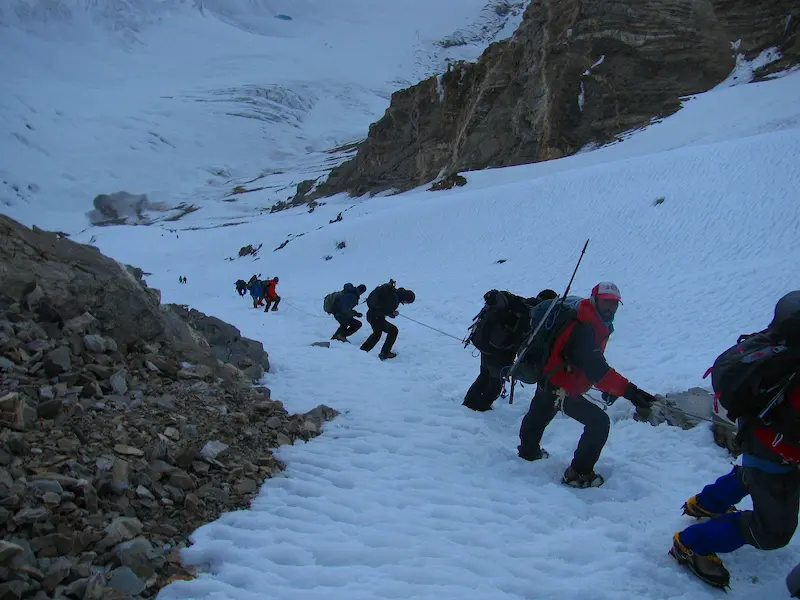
[310,0,799,198]
[0,215,338,599]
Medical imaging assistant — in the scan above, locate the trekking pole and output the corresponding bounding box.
[506,239,589,403]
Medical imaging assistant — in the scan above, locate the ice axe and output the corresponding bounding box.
[506,238,589,404]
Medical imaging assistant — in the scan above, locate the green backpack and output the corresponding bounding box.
[323,291,342,314]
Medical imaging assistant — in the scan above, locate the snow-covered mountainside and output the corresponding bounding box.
[2,1,800,599]
[0,0,527,232]
[67,69,800,600]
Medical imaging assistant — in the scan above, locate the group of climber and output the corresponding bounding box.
[323,279,415,360]
[463,278,800,592]
[235,274,281,312]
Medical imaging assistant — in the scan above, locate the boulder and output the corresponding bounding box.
[167,304,270,379]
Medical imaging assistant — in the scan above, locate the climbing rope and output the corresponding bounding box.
[396,314,464,342]
[583,391,733,427]
[651,400,737,428]
[266,295,732,428]
[280,300,329,319]
[273,299,469,340]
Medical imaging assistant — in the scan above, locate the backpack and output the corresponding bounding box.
[323,291,342,314]
[703,332,799,422]
[366,282,394,310]
[511,296,582,385]
[464,291,531,357]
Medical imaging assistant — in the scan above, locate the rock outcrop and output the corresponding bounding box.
[309,0,799,198]
[86,192,197,227]
[639,388,715,430]
[166,305,270,382]
[0,214,266,382]
[636,387,742,456]
[0,215,339,599]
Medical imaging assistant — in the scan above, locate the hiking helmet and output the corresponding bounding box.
[357,284,367,294]
[591,281,623,304]
[770,290,800,342]
[273,276,279,283]
[398,288,415,303]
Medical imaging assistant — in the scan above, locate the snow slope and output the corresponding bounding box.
[0,0,527,232]
[61,69,800,600]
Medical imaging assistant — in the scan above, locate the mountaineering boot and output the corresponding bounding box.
[562,465,605,488]
[517,445,549,461]
[271,306,279,311]
[331,334,348,343]
[682,495,738,520]
[378,351,397,360]
[669,532,731,590]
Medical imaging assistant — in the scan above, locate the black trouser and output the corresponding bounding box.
[738,435,800,550]
[360,311,398,353]
[333,314,362,339]
[264,295,281,311]
[463,356,506,411]
[518,379,610,474]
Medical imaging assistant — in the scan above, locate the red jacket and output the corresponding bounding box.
[754,384,800,463]
[544,299,629,397]
[265,279,278,299]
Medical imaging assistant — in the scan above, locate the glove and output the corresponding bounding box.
[622,383,656,410]
[354,311,363,317]
[390,310,399,318]
[601,392,618,406]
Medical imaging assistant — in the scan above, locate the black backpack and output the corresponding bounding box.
[511,296,582,385]
[464,290,533,357]
[704,332,799,422]
[366,281,395,310]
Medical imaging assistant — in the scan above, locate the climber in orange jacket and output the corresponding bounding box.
[263,277,281,312]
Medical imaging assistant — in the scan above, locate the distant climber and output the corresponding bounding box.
[324,283,367,342]
[463,288,557,411]
[360,280,415,360]
[235,279,248,296]
[263,277,281,312]
[670,291,800,590]
[250,279,264,308]
[517,282,656,488]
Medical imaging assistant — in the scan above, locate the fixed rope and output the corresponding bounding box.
[396,314,464,342]
[281,300,329,319]
[652,400,736,428]
[279,300,469,339]
[582,392,732,427]
[274,297,732,427]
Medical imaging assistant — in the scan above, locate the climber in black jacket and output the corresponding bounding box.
[360,280,415,360]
